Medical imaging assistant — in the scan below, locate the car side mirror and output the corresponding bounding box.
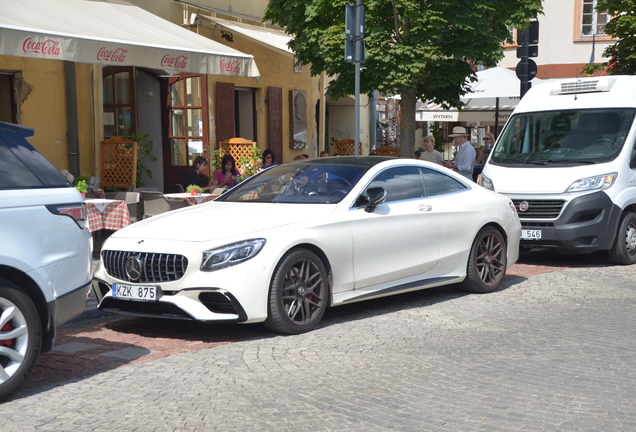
[364,187,387,213]
[631,147,636,169]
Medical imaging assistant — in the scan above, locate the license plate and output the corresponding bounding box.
[521,229,542,240]
[113,283,158,302]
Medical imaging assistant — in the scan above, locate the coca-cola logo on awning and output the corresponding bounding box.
[161,54,189,69]
[220,60,241,74]
[97,47,128,63]
[22,38,61,56]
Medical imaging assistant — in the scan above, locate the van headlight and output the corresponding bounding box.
[477,173,494,191]
[566,173,617,193]
[201,239,266,272]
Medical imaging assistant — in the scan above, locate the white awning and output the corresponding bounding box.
[0,0,261,78]
[198,15,294,58]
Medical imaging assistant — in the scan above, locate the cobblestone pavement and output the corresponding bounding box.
[1,258,635,431]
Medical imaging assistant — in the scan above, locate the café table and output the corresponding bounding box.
[85,198,131,233]
[164,192,218,205]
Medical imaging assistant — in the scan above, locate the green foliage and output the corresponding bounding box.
[265,0,542,155]
[238,147,264,178]
[186,184,203,194]
[75,179,88,193]
[74,175,89,186]
[210,149,224,174]
[588,1,636,75]
[123,130,157,187]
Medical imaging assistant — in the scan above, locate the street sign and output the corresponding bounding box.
[516,58,537,80]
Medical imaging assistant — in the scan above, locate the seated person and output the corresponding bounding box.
[184,156,216,192]
[213,154,240,188]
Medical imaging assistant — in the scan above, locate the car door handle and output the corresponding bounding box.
[418,205,433,212]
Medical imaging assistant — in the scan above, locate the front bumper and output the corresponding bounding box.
[516,191,621,253]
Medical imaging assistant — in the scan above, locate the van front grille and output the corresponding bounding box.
[513,200,565,219]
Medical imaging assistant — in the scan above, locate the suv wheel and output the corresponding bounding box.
[0,280,42,400]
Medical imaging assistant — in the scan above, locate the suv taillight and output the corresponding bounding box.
[47,203,88,229]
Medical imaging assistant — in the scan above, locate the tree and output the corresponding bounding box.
[583,0,636,75]
[265,0,542,157]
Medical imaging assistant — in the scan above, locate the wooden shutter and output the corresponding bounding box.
[216,82,235,144]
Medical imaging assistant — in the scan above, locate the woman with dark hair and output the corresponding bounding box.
[213,154,241,187]
[261,149,277,170]
[184,156,215,191]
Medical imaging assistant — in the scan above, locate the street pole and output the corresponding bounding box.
[354,0,361,156]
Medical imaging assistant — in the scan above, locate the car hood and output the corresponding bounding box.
[110,202,338,242]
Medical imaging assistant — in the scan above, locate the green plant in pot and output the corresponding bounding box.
[186,184,203,195]
[75,179,88,197]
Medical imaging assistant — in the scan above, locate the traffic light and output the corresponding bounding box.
[344,4,365,63]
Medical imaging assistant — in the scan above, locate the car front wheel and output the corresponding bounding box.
[459,226,507,294]
[264,249,328,334]
[0,281,42,401]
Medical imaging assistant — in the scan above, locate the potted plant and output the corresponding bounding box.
[186,184,203,196]
[75,179,88,198]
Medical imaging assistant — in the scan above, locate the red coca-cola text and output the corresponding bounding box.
[97,47,128,63]
[220,60,241,74]
[22,38,61,56]
[161,54,189,69]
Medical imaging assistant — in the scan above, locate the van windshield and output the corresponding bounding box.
[490,108,636,166]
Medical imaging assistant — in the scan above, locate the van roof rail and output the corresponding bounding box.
[551,76,618,95]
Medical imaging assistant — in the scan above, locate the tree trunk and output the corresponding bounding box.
[399,89,416,158]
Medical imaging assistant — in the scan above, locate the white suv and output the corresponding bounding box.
[0,122,92,400]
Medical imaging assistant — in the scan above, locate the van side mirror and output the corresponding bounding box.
[364,187,387,213]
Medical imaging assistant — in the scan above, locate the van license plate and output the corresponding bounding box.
[521,230,542,240]
[113,283,158,302]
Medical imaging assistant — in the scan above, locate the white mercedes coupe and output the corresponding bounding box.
[92,157,521,334]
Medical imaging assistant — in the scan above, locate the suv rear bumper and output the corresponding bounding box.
[43,282,91,352]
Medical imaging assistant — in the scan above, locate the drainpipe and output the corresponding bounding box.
[369,91,378,150]
[64,61,80,177]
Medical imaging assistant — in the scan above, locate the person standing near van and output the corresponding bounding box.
[420,135,444,164]
[444,126,475,180]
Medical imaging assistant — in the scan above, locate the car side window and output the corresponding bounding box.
[367,166,425,203]
[420,167,467,196]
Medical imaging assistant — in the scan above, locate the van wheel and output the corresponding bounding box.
[609,212,636,265]
[0,281,42,401]
[459,227,507,293]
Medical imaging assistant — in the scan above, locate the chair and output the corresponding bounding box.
[374,146,401,157]
[333,139,355,156]
[114,191,140,222]
[139,191,189,219]
[174,183,185,193]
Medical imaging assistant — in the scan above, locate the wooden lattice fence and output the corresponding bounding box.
[100,137,138,189]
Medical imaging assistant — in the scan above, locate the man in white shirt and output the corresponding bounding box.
[443,126,475,180]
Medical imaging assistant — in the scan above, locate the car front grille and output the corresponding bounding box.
[101,250,188,283]
[513,200,565,219]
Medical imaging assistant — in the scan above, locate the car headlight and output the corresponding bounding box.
[477,173,494,191]
[566,173,617,193]
[201,238,266,272]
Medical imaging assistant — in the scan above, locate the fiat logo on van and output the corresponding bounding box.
[519,201,529,212]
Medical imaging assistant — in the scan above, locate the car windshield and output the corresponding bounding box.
[490,108,636,166]
[218,160,372,203]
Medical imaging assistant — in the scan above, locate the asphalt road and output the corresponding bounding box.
[2,249,635,431]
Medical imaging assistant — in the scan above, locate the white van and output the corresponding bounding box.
[478,75,636,264]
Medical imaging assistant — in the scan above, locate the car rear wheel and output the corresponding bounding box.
[459,226,507,294]
[264,249,328,334]
[608,211,636,265]
[0,281,42,401]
